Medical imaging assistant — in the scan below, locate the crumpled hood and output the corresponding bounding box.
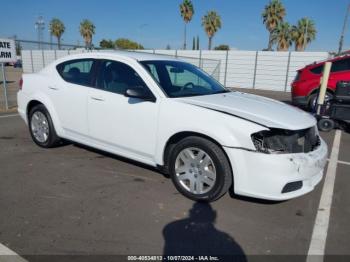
[176,91,316,130]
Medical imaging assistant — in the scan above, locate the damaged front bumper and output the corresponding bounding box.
[224,137,328,201]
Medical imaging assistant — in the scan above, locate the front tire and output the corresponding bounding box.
[28,104,60,148]
[318,118,335,132]
[168,136,232,202]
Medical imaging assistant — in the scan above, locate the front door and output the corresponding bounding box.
[87,60,159,164]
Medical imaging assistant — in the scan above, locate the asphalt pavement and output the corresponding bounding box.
[0,92,349,261]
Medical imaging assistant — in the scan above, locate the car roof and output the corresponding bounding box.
[57,50,181,63]
[305,54,350,69]
[100,50,181,61]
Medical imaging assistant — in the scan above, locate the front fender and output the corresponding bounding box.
[154,100,266,165]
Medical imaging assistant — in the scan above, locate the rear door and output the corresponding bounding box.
[53,58,96,139]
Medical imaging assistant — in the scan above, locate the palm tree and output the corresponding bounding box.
[179,0,194,50]
[271,21,292,51]
[262,0,286,51]
[201,11,222,50]
[79,19,95,49]
[49,18,65,50]
[291,18,317,51]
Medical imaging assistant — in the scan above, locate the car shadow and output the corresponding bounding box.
[71,142,167,177]
[282,100,293,105]
[58,141,287,204]
[162,202,247,260]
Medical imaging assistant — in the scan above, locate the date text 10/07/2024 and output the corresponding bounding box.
[127,256,220,261]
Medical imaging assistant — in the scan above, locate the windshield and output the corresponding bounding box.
[140,60,229,98]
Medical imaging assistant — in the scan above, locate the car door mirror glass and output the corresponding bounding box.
[125,87,155,102]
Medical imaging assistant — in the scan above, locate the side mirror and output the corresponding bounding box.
[124,87,156,102]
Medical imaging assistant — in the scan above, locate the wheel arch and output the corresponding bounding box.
[307,87,334,105]
[161,131,233,176]
[26,100,43,119]
[308,86,334,97]
[26,96,63,136]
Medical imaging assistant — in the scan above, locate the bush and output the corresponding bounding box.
[115,38,144,50]
[214,44,230,50]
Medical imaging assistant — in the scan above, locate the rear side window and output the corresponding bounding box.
[310,65,323,75]
[56,59,95,86]
[331,58,350,73]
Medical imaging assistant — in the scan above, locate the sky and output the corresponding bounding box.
[0,0,349,51]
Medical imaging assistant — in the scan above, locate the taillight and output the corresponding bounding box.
[19,77,23,90]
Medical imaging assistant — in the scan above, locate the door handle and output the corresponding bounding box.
[48,86,58,90]
[90,97,105,101]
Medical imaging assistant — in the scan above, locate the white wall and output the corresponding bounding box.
[21,49,329,92]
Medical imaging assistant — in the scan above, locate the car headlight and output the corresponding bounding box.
[251,126,320,154]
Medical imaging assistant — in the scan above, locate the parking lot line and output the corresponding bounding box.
[0,114,19,119]
[307,130,341,260]
[337,160,350,166]
[0,243,27,262]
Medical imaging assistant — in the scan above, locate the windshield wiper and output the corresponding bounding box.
[176,93,205,97]
[173,90,230,98]
[212,90,231,94]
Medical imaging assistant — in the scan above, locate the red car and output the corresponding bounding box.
[291,54,350,110]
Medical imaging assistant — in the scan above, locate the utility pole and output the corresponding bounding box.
[48,29,52,50]
[338,4,350,54]
[303,19,309,51]
[35,16,45,49]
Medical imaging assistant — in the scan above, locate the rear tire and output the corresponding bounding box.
[308,91,333,112]
[28,104,61,148]
[168,136,232,202]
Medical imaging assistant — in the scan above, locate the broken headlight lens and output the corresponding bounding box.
[251,127,320,154]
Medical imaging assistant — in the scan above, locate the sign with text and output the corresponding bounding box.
[0,38,17,63]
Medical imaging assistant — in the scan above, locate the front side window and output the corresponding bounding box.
[140,60,228,98]
[331,59,350,73]
[56,59,94,86]
[96,60,149,95]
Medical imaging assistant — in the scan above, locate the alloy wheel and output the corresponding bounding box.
[31,111,50,143]
[175,147,217,195]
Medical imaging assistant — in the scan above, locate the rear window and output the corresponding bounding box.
[310,65,323,75]
[294,71,301,81]
[56,59,95,86]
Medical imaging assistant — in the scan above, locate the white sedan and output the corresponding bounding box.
[17,51,328,202]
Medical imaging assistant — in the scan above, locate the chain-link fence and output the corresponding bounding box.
[0,65,21,111]
[19,49,221,82]
[129,50,221,82]
[0,39,85,110]
[1,38,330,111]
[16,39,83,51]
[0,40,221,110]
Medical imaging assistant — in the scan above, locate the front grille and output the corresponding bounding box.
[252,126,320,154]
